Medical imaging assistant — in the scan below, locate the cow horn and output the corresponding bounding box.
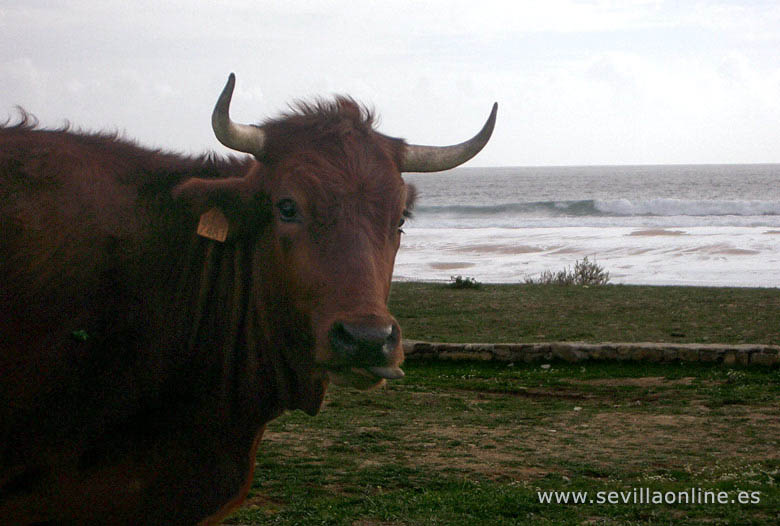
[401,102,498,173]
[212,73,267,155]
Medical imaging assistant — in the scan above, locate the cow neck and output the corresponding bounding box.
[174,234,281,428]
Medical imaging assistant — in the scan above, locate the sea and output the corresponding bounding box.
[395,165,780,287]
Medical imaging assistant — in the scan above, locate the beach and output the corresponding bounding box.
[399,165,780,287]
[395,225,780,286]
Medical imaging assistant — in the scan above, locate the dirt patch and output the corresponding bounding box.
[628,229,686,236]
[406,424,559,480]
[420,395,776,481]
[241,493,286,514]
[258,378,780,495]
[568,376,696,387]
[551,246,584,254]
[262,430,335,456]
[719,248,761,255]
[428,262,476,270]
[682,243,760,256]
[345,384,779,482]
[388,404,776,482]
[453,385,593,399]
[456,244,547,255]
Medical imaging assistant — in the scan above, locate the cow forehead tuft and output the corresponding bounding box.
[257,96,405,171]
[267,96,375,130]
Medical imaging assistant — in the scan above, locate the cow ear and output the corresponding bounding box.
[172,163,266,242]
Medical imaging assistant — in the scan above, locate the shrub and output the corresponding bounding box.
[448,275,482,289]
[524,257,610,286]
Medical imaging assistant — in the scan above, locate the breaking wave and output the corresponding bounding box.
[416,199,780,218]
[593,198,780,217]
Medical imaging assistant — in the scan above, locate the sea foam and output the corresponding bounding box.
[399,165,780,286]
[395,226,780,287]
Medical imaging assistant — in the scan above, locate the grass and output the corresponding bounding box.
[388,282,780,344]
[221,283,779,525]
[224,360,780,526]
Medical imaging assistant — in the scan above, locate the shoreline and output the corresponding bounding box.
[392,279,780,290]
[394,225,780,287]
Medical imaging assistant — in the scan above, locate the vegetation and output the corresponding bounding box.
[388,282,780,345]
[448,275,482,289]
[525,257,610,286]
[220,283,779,524]
[225,360,780,525]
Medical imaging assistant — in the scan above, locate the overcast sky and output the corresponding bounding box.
[2,1,779,166]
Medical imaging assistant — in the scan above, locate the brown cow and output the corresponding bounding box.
[0,74,496,524]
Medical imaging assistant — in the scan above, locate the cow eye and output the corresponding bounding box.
[398,217,406,234]
[276,199,299,222]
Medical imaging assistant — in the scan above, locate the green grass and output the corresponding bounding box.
[225,360,780,525]
[388,282,780,344]
[221,283,779,524]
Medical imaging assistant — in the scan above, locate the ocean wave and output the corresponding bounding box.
[415,199,780,218]
[593,198,780,217]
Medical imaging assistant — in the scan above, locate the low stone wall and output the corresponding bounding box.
[403,340,780,367]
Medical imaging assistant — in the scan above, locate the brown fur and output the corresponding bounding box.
[0,100,415,524]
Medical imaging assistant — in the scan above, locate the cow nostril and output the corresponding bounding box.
[329,322,357,349]
[329,321,399,364]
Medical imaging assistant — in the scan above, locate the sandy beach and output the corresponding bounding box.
[395,226,780,287]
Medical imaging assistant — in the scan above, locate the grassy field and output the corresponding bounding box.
[223,283,779,525]
[388,282,780,345]
[225,360,779,525]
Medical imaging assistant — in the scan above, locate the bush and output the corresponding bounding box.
[448,275,482,289]
[524,257,610,286]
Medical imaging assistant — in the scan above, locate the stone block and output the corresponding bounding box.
[699,348,723,363]
[751,352,778,367]
[678,348,700,362]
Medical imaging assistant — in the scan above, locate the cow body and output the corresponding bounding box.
[0,119,276,523]
[1,76,495,524]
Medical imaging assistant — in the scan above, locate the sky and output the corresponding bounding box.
[2,0,779,167]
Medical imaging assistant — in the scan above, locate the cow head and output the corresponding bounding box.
[175,74,496,414]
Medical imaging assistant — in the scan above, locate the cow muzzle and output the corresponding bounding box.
[325,320,404,388]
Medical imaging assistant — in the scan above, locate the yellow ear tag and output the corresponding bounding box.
[197,208,229,242]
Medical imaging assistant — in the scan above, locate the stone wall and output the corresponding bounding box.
[403,340,780,367]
